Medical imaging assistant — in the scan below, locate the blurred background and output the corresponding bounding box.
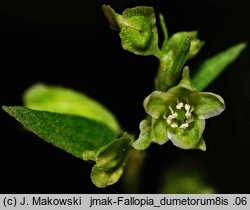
[0,0,250,193]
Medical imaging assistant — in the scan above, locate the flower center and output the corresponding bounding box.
[166,102,194,129]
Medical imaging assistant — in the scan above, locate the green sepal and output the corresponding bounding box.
[2,106,116,159]
[168,117,205,150]
[143,91,177,118]
[192,42,247,91]
[24,84,120,134]
[136,67,225,151]
[196,137,206,151]
[102,5,161,57]
[132,116,152,150]
[190,92,225,119]
[168,66,197,93]
[132,116,169,150]
[91,133,134,188]
[167,68,225,120]
[91,165,123,189]
[151,118,169,145]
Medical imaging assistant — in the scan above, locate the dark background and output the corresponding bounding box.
[1,0,250,193]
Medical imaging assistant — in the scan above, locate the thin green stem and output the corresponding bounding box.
[122,149,146,193]
[159,13,169,51]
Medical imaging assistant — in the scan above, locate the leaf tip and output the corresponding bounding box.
[2,105,12,114]
[233,42,248,55]
[238,42,247,49]
[102,4,119,31]
[2,106,23,119]
[2,105,7,111]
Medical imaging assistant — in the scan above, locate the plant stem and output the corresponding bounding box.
[122,149,146,193]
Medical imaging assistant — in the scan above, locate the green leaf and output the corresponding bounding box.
[2,106,116,159]
[192,42,247,91]
[102,5,161,57]
[91,133,133,188]
[23,84,120,134]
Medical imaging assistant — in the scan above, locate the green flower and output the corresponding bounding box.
[133,66,225,151]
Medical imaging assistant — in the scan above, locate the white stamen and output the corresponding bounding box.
[170,123,178,128]
[167,118,172,124]
[186,116,193,124]
[180,123,189,129]
[166,112,178,124]
[176,102,184,109]
[172,112,178,118]
[185,104,191,111]
[166,102,194,129]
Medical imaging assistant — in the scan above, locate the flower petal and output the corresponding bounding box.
[168,117,205,149]
[189,92,225,119]
[143,91,177,118]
